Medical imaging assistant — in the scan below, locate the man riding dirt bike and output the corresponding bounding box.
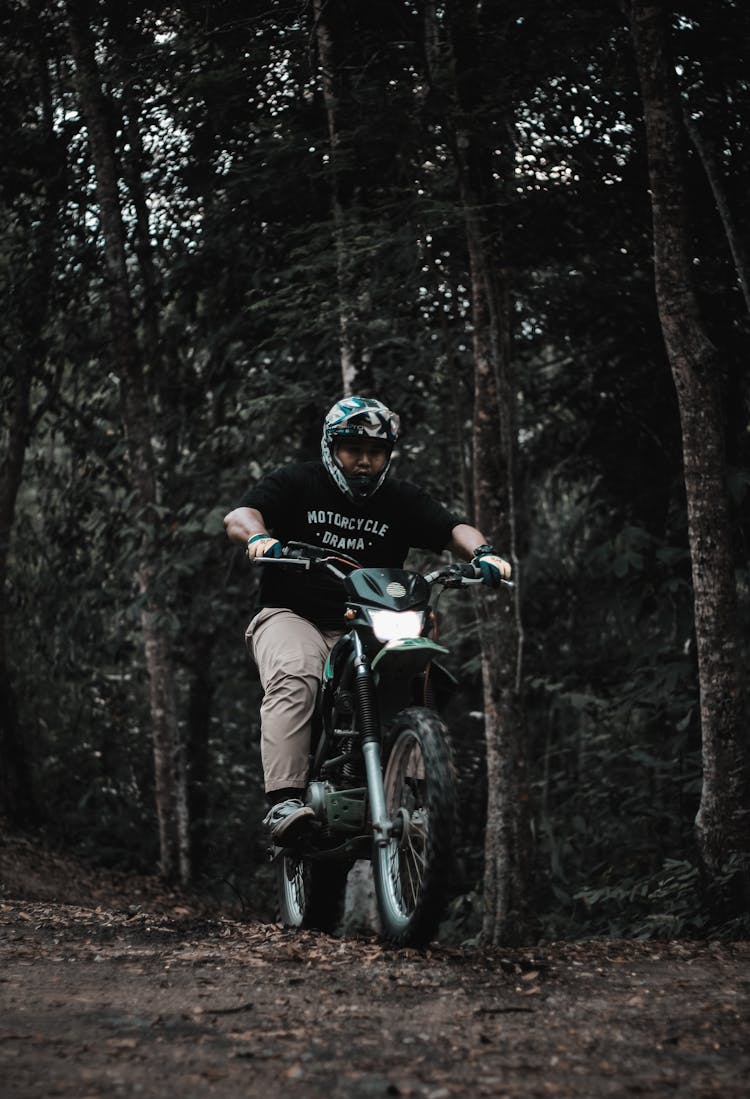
[223,396,511,944]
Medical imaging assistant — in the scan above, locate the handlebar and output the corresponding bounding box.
[423,562,514,588]
[252,542,513,589]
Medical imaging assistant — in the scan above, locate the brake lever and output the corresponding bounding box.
[424,564,478,587]
[250,556,311,570]
[425,565,514,588]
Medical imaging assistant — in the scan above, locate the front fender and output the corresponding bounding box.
[372,638,450,723]
[371,637,448,672]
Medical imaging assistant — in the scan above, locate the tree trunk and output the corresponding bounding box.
[313,0,378,928]
[444,0,530,945]
[185,628,215,876]
[65,0,190,885]
[0,25,61,827]
[630,1,749,882]
[469,253,529,947]
[682,109,750,317]
[312,0,369,395]
[0,367,37,827]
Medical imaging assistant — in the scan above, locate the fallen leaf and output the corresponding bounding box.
[105,1037,139,1051]
[206,1001,254,1016]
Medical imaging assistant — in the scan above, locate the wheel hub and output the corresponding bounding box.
[392,807,411,846]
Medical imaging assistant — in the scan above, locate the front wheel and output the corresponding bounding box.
[276,856,350,934]
[373,707,456,947]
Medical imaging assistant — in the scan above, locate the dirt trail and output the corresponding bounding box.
[1,835,749,1098]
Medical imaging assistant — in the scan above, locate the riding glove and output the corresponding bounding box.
[472,544,512,587]
[247,533,283,560]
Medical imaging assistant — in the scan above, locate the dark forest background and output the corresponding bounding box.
[1,0,748,942]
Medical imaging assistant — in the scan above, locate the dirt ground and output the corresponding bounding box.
[1,831,749,1099]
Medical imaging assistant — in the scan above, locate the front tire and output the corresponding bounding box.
[276,856,349,934]
[373,707,456,947]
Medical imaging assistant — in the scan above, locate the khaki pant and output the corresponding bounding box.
[245,608,342,793]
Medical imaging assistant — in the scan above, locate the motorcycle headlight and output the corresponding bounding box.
[367,609,425,642]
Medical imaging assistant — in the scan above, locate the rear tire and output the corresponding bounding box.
[373,707,456,947]
[276,856,350,934]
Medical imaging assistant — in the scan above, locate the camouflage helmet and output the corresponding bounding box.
[321,396,400,501]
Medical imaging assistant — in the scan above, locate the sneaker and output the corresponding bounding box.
[263,798,315,842]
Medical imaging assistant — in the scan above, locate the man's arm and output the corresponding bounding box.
[224,506,268,544]
[224,506,281,559]
[449,522,512,581]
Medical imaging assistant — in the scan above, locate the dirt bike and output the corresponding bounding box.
[253,541,508,948]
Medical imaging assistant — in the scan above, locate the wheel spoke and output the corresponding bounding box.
[405,834,427,869]
[401,845,418,906]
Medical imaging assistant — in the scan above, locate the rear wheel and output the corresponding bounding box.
[373,707,456,947]
[276,856,350,934]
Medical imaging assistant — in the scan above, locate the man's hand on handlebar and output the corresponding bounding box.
[471,544,512,588]
[247,533,283,560]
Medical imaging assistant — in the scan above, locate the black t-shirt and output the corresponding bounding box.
[239,461,464,630]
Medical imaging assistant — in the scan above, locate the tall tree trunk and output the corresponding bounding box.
[468,245,528,947]
[313,0,378,928]
[312,0,369,395]
[0,24,61,827]
[682,109,750,317]
[630,1,749,884]
[185,625,215,876]
[0,368,37,827]
[444,0,530,945]
[65,0,190,885]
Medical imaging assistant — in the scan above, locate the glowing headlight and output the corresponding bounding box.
[368,609,425,642]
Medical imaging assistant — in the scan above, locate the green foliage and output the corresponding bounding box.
[575,854,750,941]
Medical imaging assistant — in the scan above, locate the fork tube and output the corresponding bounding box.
[352,635,391,845]
[362,739,390,846]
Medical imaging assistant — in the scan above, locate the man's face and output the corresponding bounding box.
[334,437,390,478]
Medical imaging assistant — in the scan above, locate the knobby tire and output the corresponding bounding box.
[373,707,456,948]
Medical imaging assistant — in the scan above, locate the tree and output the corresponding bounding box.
[438,0,530,943]
[311,0,360,394]
[629,0,749,888]
[0,1,63,826]
[310,0,427,399]
[65,0,189,884]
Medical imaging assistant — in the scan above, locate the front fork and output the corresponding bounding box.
[353,635,394,848]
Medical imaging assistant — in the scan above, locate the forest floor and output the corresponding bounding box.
[1,829,749,1099]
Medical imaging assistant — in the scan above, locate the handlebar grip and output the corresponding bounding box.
[471,558,515,587]
[424,562,514,588]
